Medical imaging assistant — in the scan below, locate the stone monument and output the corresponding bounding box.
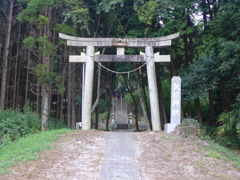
[164,76,181,133]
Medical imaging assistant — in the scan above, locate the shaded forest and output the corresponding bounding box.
[0,0,239,148]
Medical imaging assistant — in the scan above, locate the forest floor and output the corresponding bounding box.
[1,129,240,180]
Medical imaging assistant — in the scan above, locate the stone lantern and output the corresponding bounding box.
[111,112,115,129]
[129,112,133,128]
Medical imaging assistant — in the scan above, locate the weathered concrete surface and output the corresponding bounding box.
[145,46,161,131]
[99,132,140,180]
[70,54,170,63]
[165,76,182,133]
[59,32,179,47]
[82,46,95,130]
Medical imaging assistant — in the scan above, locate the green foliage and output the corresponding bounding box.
[124,90,139,106]
[204,1,240,91]
[181,52,218,100]
[217,94,240,139]
[162,80,171,113]
[97,0,124,13]
[180,118,201,137]
[62,0,92,33]
[17,0,54,23]
[37,15,49,28]
[137,0,158,25]
[37,36,55,57]
[32,64,52,83]
[23,36,36,48]
[0,129,70,174]
[55,24,77,36]
[0,110,41,146]
[237,122,240,138]
[48,118,67,130]
[32,64,65,93]
[99,112,108,121]
[92,112,108,122]
[23,36,54,57]
[98,99,108,113]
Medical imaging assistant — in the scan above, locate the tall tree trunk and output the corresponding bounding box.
[41,82,50,131]
[105,67,114,131]
[60,46,68,122]
[123,75,139,131]
[0,0,13,109]
[71,65,76,128]
[188,34,194,62]
[208,89,216,125]
[134,101,139,131]
[41,7,52,131]
[25,50,31,106]
[36,78,41,114]
[19,65,25,112]
[206,0,214,20]
[106,94,112,131]
[194,98,203,123]
[59,62,66,121]
[134,71,150,130]
[171,60,177,77]
[202,0,208,26]
[5,60,11,109]
[156,64,168,129]
[13,24,22,110]
[92,19,112,114]
[41,36,51,131]
[187,101,192,118]
[220,79,232,111]
[141,73,152,130]
[67,62,72,128]
[95,105,99,129]
[183,35,190,64]
[92,63,101,113]
[56,94,61,121]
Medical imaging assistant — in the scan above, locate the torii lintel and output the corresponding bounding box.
[59,33,179,48]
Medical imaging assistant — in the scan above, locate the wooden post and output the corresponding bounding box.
[146,46,161,131]
[82,46,95,130]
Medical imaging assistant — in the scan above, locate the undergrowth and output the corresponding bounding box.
[0,110,41,145]
[0,129,71,174]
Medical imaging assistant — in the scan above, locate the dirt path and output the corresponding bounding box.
[1,130,240,180]
[99,131,140,180]
[134,131,240,180]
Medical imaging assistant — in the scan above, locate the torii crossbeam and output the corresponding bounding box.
[59,32,179,131]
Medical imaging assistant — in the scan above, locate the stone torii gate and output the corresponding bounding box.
[59,32,179,131]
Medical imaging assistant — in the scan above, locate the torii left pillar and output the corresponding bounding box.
[145,46,161,131]
[82,46,95,130]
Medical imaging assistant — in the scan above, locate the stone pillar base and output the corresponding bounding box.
[164,123,178,133]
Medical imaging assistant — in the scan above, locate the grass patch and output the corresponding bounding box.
[206,151,221,159]
[205,141,240,169]
[0,129,71,174]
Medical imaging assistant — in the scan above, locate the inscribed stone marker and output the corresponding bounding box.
[164,76,181,133]
[170,76,181,125]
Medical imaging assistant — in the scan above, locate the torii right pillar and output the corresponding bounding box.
[145,46,161,131]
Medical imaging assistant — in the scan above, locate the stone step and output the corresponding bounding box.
[117,124,128,129]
